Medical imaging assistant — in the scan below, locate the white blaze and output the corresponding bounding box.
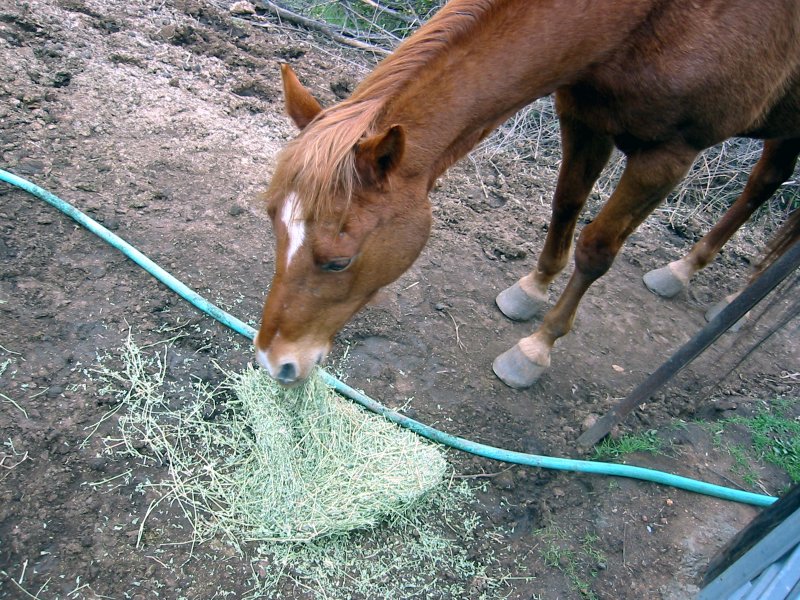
[281,192,305,268]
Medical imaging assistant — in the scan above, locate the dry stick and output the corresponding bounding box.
[358,0,420,25]
[254,0,392,56]
[340,1,406,44]
[443,308,466,351]
[295,0,398,46]
[0,451,29,471]
[577,239,800,448]
[452,465,515,479]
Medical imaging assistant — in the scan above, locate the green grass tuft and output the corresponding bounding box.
[724,398,800,483]
[535,526,604,600]
[591,429,664,461]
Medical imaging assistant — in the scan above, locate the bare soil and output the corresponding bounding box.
[1,1,797,598]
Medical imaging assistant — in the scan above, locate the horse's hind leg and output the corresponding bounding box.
[496,117,613,320]
[643,137,800,298]
[494,144,697,388]
[706,205,800,327]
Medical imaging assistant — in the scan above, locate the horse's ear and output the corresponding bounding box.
[281,64,322,130]
[355,125,405,185]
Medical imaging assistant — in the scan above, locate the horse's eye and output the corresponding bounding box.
[321,257,353,272]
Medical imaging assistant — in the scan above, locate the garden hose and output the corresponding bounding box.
[0,168,778,508]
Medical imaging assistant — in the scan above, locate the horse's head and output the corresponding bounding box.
[254,65,432,385]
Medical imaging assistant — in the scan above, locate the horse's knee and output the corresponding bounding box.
[574,229,618,280]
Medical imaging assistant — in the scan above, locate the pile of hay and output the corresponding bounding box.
[221,366,447,540]
[105,337,447,545]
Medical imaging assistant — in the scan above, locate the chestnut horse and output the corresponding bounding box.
[254,0,800,388]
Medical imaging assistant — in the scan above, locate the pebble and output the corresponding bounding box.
[581,413,598,432]
[229,1,256,15]
[89,457,107,472]
[46,386,63,398]
[494,471,515,490]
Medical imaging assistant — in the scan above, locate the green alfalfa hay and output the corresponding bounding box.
[104,335,447,546]
[227,364,448,541]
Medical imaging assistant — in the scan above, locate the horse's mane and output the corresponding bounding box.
[271,0,502,219]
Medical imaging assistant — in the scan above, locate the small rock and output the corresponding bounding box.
[714,398,739,411]
[52,71,72,88]
[46,386,63,398]
[103,218,120,231]
[229,1,256,15]
[17,160,46,175]
[494,471,514,490]
[330,78,352,99]
[89,457,107,472]
[581,413,598,432]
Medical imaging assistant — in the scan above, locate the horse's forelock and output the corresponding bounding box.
[272,100,383,222]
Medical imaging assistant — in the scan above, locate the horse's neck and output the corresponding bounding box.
[371,0,654,187]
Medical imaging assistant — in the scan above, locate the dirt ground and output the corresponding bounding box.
[1,1,798,598]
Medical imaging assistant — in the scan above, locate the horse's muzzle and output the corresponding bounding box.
[254,335,329,387]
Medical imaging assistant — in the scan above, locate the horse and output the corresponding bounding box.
[253,0,800,388]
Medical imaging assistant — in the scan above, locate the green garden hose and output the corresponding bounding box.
[0,168,777,508]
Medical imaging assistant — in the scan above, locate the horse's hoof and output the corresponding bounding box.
[643,265,686,298]
[496,281,545,321]
[492,343,548,388]
[705,297,746,332]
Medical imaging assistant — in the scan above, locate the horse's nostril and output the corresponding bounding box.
[276,362,298,384]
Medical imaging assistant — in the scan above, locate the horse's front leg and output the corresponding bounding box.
[494,144,698,388]
[643,137,800,298]
[496,117,613,320]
